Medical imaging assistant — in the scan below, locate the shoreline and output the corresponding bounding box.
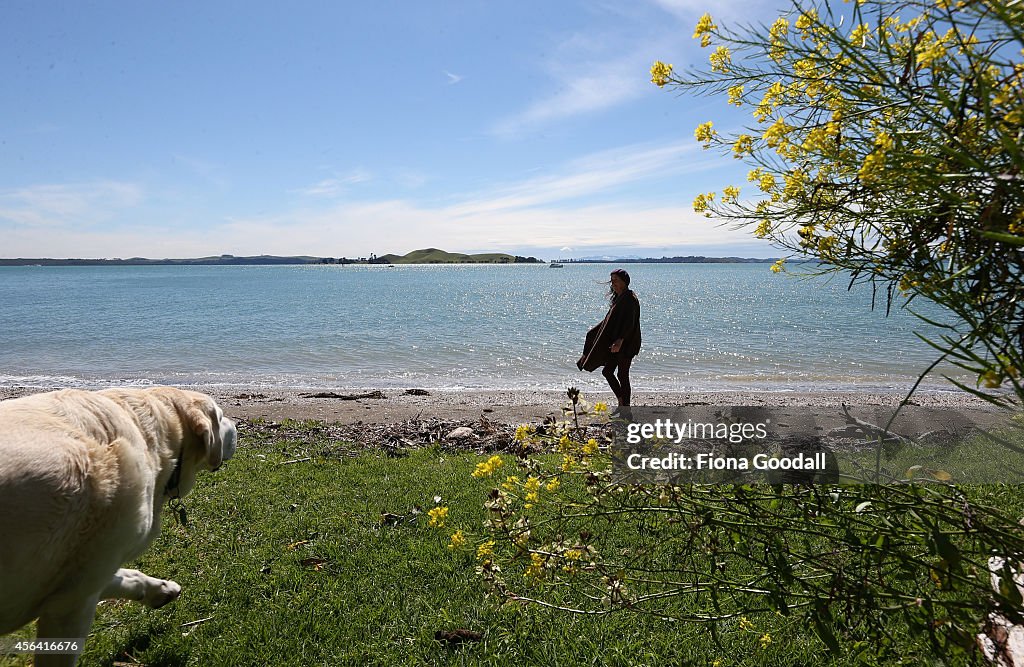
[0,385,1002,425]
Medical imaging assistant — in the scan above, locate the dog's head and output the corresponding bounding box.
[150,387,237,497]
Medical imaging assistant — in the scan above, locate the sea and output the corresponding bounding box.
[0,263,969,393]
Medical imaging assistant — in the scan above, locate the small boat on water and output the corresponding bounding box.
[549,262,564,268]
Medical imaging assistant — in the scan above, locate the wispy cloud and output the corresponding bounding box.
[292,169,372,198]
[492,57,645,137]
[448,140,700,215]
[444,70,464,85]
[0,181,144,228]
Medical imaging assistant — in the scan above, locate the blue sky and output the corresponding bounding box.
[1,0,782,260]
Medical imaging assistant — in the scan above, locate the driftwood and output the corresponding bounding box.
[298,391,387,400]
[840,404,916,446]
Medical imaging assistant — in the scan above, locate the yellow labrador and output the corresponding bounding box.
[0,387,236,666]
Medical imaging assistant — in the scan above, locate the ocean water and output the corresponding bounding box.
[0,263,967,392]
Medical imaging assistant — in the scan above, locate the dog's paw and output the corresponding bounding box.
[144,579,181,609]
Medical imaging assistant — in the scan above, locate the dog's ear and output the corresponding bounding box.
[184,400,224,470]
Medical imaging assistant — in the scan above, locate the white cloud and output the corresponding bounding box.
[0,181,144,228]
[444,70,464,85]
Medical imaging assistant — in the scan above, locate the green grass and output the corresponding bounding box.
[838,421,1024,483]
[5,419,1022,666]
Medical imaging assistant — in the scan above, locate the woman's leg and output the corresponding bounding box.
[616,357,633,406]
[602,363,621,403]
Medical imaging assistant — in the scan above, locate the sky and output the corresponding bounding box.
[0,0,784,260]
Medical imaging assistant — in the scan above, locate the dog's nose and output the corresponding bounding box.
[219,420,238,466]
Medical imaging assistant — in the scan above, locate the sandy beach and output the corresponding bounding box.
[0,385,1003,425]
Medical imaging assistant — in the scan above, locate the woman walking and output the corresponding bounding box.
[577,268,642,407]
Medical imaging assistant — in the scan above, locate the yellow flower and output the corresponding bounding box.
[525,552,546,578]
[693,191,716,214]
[513,424,535,442]
[850,23,870,44]
[783,169,807,201]
[448,530,466,550]
[754,219,772,239]
[693,13,717,48]
[802,121,840,154]
[981,370,1003,388]
[793,58,817,80]
[770,259,786,274]
[561,454,576,472]
[709,45,732,73]
[502,475,521,492]
[769,17,788,40]
[762,117,791,149]
[818,235,840,259]
[755,81,786,122]
[477,540,495,560]
[694,121,717,145]
[739,616,755,631]
[593,401,608,415]
[797,223,817,248]
[583,438,599,455]
[557,434,573,453]
[472,454,504,478]
[728,85,744,106]
[546,478,561,492]
[428,506,450,528]
[795,9,819,39]
[722,185,740,203]
[759,633,773,648]
[650,60,673,87]
[858,133,894,183]
[732,134,754,158]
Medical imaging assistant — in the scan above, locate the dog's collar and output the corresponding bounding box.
[165,456,189,526]
[165,455,183,499]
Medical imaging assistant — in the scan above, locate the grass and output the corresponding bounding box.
[4,418,1024,666]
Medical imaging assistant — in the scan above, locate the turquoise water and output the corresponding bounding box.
[0,263,965,392]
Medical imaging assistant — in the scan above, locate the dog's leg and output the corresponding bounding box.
[34,599,96,667]
[100,568,182,608]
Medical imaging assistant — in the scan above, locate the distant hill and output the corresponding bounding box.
[375,248,541,264]
[0,254,324,267]
[0,251,777,267]
[0,249,544,266]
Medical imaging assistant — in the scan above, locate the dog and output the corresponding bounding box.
[0,387,237,666]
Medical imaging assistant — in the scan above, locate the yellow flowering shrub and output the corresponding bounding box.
[654,0,1023,407]
[461,388,1024,661]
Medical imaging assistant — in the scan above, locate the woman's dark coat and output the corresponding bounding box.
[577,290,641,372]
